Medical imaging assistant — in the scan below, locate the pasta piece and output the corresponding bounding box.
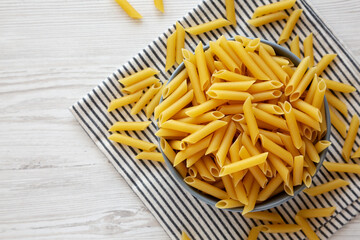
[115,0,142,19]
[251,0,296,18]
[329,107,347,138]
[195,158,215,181]
[155,128,188,139]
[181,231,191,240]
[160,138,187,178]
[272,56,290,66]
[218,37,243,71]
[242,181,260,215]
[220,152,268,176]
[245,38,261,52]
[135,151,164,162]
[303,179,349,196]
[284,177,294,196]
[294,215,319,240]
[277,133,300,157]
[243,96,259,144]
[325,90,348,117]
[293,108,320,131]
[278,9,303,44]
[256,103,284,115]
[181,120,228,144]
[304,74,319,103]
[290,35,301,59]
[248,52,280,81]
[162,69,187,99]
[316,54,337,76]
[206,116,231,154]
[184,177,229,199]
[195,42,211,91]
[131,82,162,115]
[184,60,206,104]
[342,114,359,161]
[292,99,322,123]
[203,155,220,177]
[213,69,255,82]
[159,90,194,123]
[311,78,326,109]
[323,161,360,174]
[304,33,314,67]
[185,99,227,118]
[154,0,164,13]
[175,22,185,64]
[207,89,252,101]
[216,121,237,166]
[248,11,288,27]
[319,104,327,139]
[204,50,216,74]
[119,68,159,87]
[293,156,304,186]
[252,107,289,131]
[259,45,289,84]
[108,133,157,151]
[208,81,255,92]
[297,207,336,218]
[173,135,212,166]
[261,224,301,233]
[244,211,285,223]
[285,56,310,96]
[247,226,263,240]
[222,173,237,200]
[303,169,312,187]
[248,80,283,94]
[216,199,243,209]
[185,18,231,35]
[157,81,188,118]
[169,140,186,151]
[283,101,302,149]
[188,165,198,177]
[266,154,289,185]
[177,111,224,124]
[323,78,356,93]
[182,49,196,65]
[121,76,159,94]
[243,172,255,195]
[210,42,240,73]
[214,61,227,71]
[161,120,203,133]
[225,0,236,25]
[304,138,320,163]
[108,91,142,112]
[108,121,151,131]
[260,134,293,166]
[314,140,331,153]
[228,41,270,80]
[165,32,177,71]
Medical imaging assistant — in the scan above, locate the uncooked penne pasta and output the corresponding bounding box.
[311,78,326,109]
[165,31,177,71]
[323,78,356,93]
[244,211,284,223]
[342,114,359,161]
[185,99,227,118]
[261,224,301,233]
[216,199,243,209]
[303,178,349,196]
[195,42,211,91]
[304,33,314,67]
[285,56,310,96]
[278,9,303,44]
[329,107,347,138]
[175,22,185,64]
[316,54,337,76]
[290,35,301,59]
[184,176,229,199]
[297,207,336,218]
[225,0,236,25]
[136,151,164,162]
[259,45,289,84]
[283,101,302,149]
[248,11,288,27]
[108,90,143,112]
[108,121,151,131]
[108,133,157,151]
[294,215,319,240]
[121,76,159,94]
[181,120,227,144]
[131,82,162,115]
[115,0,142,19]
[325,90,348,117]
[323,161,360,174]
[220,152,268,176]
[251,0,296,19]
[315,140,331,153]
[154,0,164,13]
[185,18,231,35]
[210,41,240,73]
[160,138,187,178]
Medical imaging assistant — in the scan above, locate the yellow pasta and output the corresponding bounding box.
[303,169,312,187]
[225,0,236,25]
[159,90,194,123]
[135,151,164,162]
[161,120,203,133]
[342,114,359,161]
[213,69,255,82]
[290,35,301,59]
[195,42,211,91]
[165,32,177,71]
[216,121,237,166]
[251,0,296,18]
[248,80,283,93]
[323,161,360,174]
[185,99,227,118]
[260,134,293,166]
[195,158,215,181]
[109,121,151,132]
[311,78,326,109]
[285,56,310,96]
[277,133,300,157]
[153,0,164,12]
[169,140,186,151]
[316,54,337,76]
[182,49,196,65]
[248,52,280,81]
[163,69,187,99]
[304,33,314,67]
[293,156,304,186]
[131,83,162,115]
[186,149,206,168]
[220,152,268,176]
[121,76,159,94]
[216,199,243,209]
[315,140,331,153]
[108,90,143,112]
[278,9,303,44]
[325,90,348,117]
[303,178,349,196]
[155,128,188,139]
[283,101,302,149]
[222,173,237,200]
[248,11,288,27]
[261,224,301,233]
[252,107,289,131]
[297,207,336,218]
[294,215,319,240]
[242,181,260,215]
[329,107,347,138]
[210,41,240,73]
[258,174,283,201]
[160,138,187,178]
[243,96,259,144]
[175,22,185,64]
[181,120,227,144]
[108,133,157,151]
[185,18,231,35]
[234,181,248,205]
[247,226,263,240]
[204,50,216,74]
[290,67,317,102]
[119,68,159,87]
[177,111,224,124]
[323,78,356,93]
[184,176,229,199]
[115,0,142,19]
[206,89,252,101]
[244,211,284,223]
[292,99,322,123]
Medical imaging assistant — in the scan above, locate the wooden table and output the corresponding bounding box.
[1,0,359,239]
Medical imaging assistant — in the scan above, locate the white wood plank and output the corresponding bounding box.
[0,0,359,239]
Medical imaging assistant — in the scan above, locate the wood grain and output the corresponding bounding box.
[0,0,359,239]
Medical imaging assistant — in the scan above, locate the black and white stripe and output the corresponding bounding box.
[70,0,360,239]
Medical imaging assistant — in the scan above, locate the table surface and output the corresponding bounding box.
[1,0,360,239]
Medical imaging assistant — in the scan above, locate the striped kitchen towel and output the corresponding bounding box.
[70,0,360,239]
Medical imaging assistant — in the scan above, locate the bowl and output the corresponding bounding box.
[158,37,331,212]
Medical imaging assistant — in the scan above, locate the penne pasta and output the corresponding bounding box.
[294,215,319,240]
[304,33,314,67]
[261,224,301,233]
[283,101,302,149]
[315,140,331,153]
[115,0,142,19]
[220,152,268,176]
[184,176,229,199]
[216,199,243,209]
[108,133,157,151]
[135,151,164,162]
[165,31,177,71]
[244,211,285,223]
[329,107,347,138]
[316,54,337,76]
[297,207,336,218]
[251,0,296,18]
[225,0,236,25]
[185,18,231,35]
[175,22,185,64]
[185,99,227,118]
[342,114,359,161]
[278,9,303,44]
[181,120,228,144]
[260,134,293,166]
[293,156,304,186]
[210,41,240,73]
[259,45,289,84]
[290,35,301,59]
[325,90,348,117]
[258,174,283,201]
[303,178,349,196]
[290,67,317,102]
[108,90,143,112]
[243,96,259,144]
[242,181,260,215]
[159,90,194,123]
[323,161,360,174]
[154,0,164,13]
[323,78,356,93]
[184,60,206,104]
[160,139,187,178]
[311,78,326,109]
[248,11,288,27]
[131,82,162,115]
[195,42,211,91]
[216,121,237,166]
[285,57,310,96]
[247,226,263,240]
[121,76,159,94]
[119,68,159,87]
[108,121,151,131]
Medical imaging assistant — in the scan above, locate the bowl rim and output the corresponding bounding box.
[157,37,331,213]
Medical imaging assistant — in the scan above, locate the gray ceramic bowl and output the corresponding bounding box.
[158,38,331,213]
